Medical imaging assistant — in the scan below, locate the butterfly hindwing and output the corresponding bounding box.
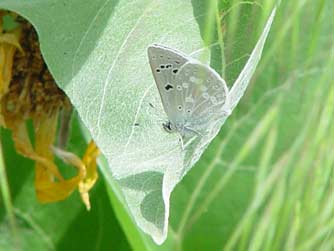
[174,62,228,135]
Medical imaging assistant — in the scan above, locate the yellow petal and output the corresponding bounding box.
[34,113,85,202]
[79,140,100,210]
[0,20,22,94]
[52,140,100,210]
[35,169,82,203]
[0,28,22,125]
[2,111,84,203]
[0,33,23,53]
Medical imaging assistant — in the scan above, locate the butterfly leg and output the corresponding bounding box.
[186,127,203,137]
[178,133,185,150]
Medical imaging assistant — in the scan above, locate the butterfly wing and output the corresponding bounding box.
[148,44,229,137]
[174,62,229,136]
[147,44,189,123]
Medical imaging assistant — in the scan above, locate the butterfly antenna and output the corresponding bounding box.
[148,101,168,126]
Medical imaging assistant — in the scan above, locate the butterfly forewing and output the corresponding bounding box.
[147,44,189,122]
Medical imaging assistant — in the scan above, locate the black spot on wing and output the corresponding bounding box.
[165,83,174,91]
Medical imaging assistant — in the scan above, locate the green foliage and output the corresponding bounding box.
[0,0,333,250]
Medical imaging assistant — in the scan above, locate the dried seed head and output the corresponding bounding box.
[1,18,70,121]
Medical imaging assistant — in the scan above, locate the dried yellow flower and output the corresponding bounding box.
[0,11,99,209]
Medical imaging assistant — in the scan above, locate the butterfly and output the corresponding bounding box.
[148,44,231,147]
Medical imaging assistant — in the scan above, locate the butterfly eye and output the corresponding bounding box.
[156,68,161,73]
[177,105,182,111]
[186,109,191,113]
[160,64,165,69]
[163,121,173,133]
[176,85,182,91]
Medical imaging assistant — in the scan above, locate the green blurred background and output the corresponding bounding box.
[0,0,333,250]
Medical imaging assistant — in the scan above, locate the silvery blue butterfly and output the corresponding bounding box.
[148,44,230,145]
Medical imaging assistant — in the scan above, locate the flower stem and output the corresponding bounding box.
[0,130,19,244]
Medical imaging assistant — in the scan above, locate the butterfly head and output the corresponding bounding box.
[163,121,176,133]
[162,120,186,133]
